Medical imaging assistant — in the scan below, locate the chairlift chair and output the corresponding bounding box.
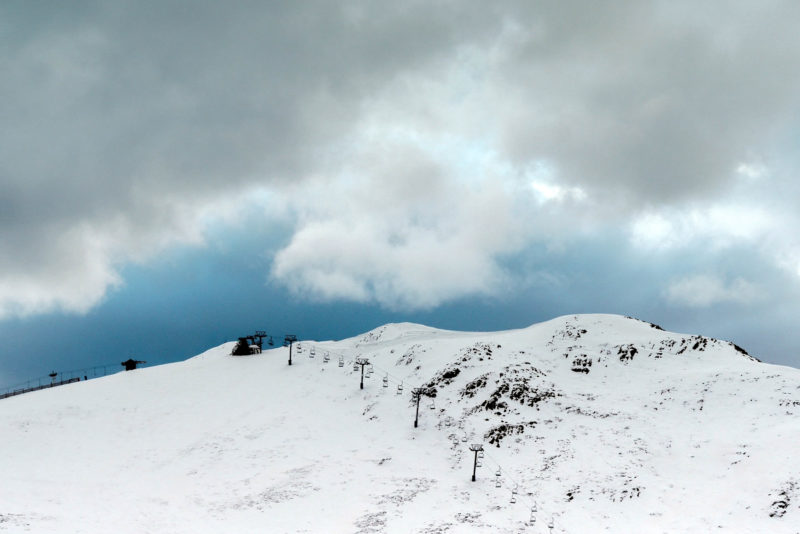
[462,433,468,442]
[429,398,435,410]
[510,493,516,504]
[496,477,502,488]
[323,352,330,363]
[495,468,501,477]
[383,375,389,387]
[396,382,403,395]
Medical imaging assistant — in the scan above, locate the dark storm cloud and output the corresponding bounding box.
[2,0,493,199]
[490,1,800,206]
[1,0,799,315]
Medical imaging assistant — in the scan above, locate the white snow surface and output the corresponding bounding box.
[1,314,799,533]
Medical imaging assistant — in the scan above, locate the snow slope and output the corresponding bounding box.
[1,314,798,533]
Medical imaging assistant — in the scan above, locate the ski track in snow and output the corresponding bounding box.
[1,314,799,533]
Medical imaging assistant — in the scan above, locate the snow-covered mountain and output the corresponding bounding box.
[1,314,798,533]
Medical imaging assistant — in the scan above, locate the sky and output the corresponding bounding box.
[2,0,800,387]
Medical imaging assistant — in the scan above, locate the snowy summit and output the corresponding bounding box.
[1,314,798,533]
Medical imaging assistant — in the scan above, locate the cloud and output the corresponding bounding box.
[2,1,800,314]
[629,204,775,251]
[493,2,800,206]
[665,274,760,308]
[270,142,526,309]
[628,202,800,295]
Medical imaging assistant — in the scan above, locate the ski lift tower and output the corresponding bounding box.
[253,331,267,350]
[411,387,431,428]
[284,335,298,365]
[355,357,370,389]
[469,443,484,482]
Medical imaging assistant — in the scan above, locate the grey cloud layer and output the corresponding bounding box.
[1,1,799,315]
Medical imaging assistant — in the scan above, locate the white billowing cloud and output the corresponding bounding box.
[271,139,527,309]
[630,204,775,251]
[630,213,678,250]
[629,202,800,288]
[267,39,606,310]
[0,190,257,319]
[0,233,121,318]
[665,274,760,308]
[272,216,506,309]
[529,180,587,205]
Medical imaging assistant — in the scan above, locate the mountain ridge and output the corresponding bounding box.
[1,313,797,533]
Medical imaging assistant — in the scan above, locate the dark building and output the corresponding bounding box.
[121,359,146,371]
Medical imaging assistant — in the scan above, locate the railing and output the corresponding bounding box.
[0,362,147,401]
[0,377,82,400]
